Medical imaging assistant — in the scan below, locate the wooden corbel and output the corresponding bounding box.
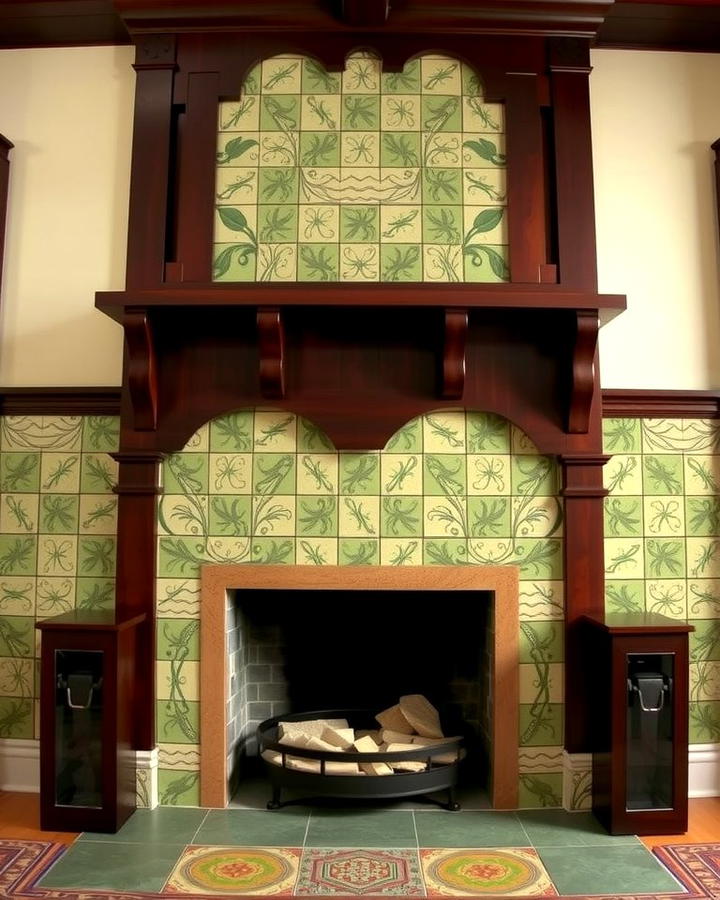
[440,308,468,400]
[124,308,158,431]
[257,307,286,399]
[567,309,599,434]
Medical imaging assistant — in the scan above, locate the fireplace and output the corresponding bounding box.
[199,565,519,809]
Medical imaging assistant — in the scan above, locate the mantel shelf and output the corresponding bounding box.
[96,284,626,325]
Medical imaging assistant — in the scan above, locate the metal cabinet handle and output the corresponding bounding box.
[66,686,94,709]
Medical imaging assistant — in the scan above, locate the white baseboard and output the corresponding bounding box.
[689,743,720,798]
[0,739,39,792]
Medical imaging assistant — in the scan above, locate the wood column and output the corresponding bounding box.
[126,35,177,287]
[560,454,609,752]
[113,451,164,749]
[549,39,597,291]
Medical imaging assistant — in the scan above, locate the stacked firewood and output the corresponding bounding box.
[261,695,463,775]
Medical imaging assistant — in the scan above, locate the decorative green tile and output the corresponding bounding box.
[156,698,199,744]
[1,453,40,492]
[644,538,685,578]
[604,454,642,495]
[382,454,422,494]
[297,418,334,452]
[513,539,563,581]
[467,497,510,538]
[339,495,379,537]
[340,206,378,242]
[511,455,557,496]
[644,496,684,536]
[208,495,250,536]
[0,536,37,576]
[36,577,75,616]
[424,454,466,495]
[603,417,642,454]
[158,537,204,578]
[465,412,510,453]
[339,453,380,495]
[687,579,720,618]
[302,95,341,131]
[0,616,34,658]
[297,496,337,536]
[40,495,79,534]
[248,537,294,564]
[686,497,720,536]
[423,538,467,565]
[380,132,421,166]
[382,496,422,537]
[380,243,422,281]
[297,243,338,280]
[297,537,337,565]
[690,620,720,660]
[258,166,298,202]
[467,455,510,495]
[252,453,295,494]
[302,58,340,94]
[605,538,644,578]
[385,419,422,453]
[684,455,720,494]
[76,577,115,611]
[40,453,80,493]
[690,700,720,742]
[257,204,298,243]
[260,95,300,131]
[380,538,421,565]
[604,496,642,537]
[643,454,684,495]
[213,243,257,281]
[645,579,686,618]
[519,702,563,747]
[518,774,563,809]
[519,621,564,663]
[82,416,120,453]
[422,167,461,205]
[339,538,378,565]
[77,537,116,577]
[0,578,35,616]
[79,496,117,534]
[342,94,379,130]
[0,494,38,533]
[80,454,117,493]
[383,61,421,94]
[164,453,209,495]
[381,95,420,131]
[210,412,254,451]
[605,580,644,615]
[687,538,720,578]
[0,696,33,737]
[0,656,33,697]
[299,204,339,242]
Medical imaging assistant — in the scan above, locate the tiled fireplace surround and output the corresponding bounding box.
[198,565,519,810]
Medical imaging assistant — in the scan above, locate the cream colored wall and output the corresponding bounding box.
[0,46,134,386]
[0,46,718,389]
[591,49,720,389]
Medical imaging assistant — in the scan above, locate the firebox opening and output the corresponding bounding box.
[225,588,493,803]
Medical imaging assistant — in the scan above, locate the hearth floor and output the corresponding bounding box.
[35,807,685,897]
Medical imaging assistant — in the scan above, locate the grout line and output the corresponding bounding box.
[411,809,420,851]
[514,811,534,848]
[189,809,211,845]
[301,809,312,850]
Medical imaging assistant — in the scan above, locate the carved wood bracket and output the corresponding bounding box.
[567,310,599,435]
[441,308,468,400]
[257,307,285,399]
[123,308,158,431]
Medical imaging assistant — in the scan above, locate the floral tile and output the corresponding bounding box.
[421,847,557,897]
[296,848,424,895]
[164,845,301,894]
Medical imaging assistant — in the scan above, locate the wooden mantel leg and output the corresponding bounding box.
[113,451,164,750]
[561,453,610,752]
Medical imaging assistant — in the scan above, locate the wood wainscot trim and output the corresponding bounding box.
[602,389,720,419]
[200,564,519,811]
[0,387,122,415]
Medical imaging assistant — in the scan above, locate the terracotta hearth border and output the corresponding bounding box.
[199,565,519,809]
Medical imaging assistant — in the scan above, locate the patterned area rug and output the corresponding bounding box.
[0,839,714,900]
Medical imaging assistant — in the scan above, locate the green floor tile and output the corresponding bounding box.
[517,810,639,846]
[414,810,527,848]
[305,809,417,847]
[39,841,183,893]
[194,808,309,846]
[538,845,683,895]
[77,807,207,843]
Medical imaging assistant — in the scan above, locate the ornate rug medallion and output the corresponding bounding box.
[421,848,557,896]
[165,846,300,895]
[296,848,425,895]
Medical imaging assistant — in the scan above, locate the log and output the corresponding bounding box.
[376,704,415,734]
[322,726,355,749]
[399,694,443,738]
